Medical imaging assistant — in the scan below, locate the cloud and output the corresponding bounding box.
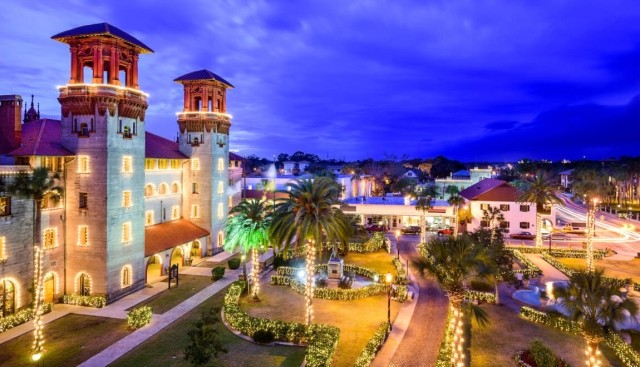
[485,120,518,131]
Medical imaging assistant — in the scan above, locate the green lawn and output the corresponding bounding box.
[128,274,215,314]
[557,257,640,283]
[110,286,305,367]
[0,314,130,367]
[471,304,622,366]
[343,250,397,275]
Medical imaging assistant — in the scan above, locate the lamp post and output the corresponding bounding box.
[395,230,400,260]
[385,272,393,330]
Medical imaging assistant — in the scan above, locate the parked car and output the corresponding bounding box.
[437,227,454,236]
[401,226,421,235]
[366,224,386,233]
[509,231,536,240]
[542,232,570,240]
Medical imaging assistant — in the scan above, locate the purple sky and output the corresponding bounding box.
[1,1,639,161]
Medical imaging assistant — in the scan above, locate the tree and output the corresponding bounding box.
[269,177,351,326]
[470,228,515,304]
[447,194,465,238]
[481,205,504,242]
[445,185,459,198]
[413,235,496,366]
[391,177,417,195]
[415,196,432,244]
[429,156,465,179]
[224,199,271,300]
[572,169,607,272]
[184,307,227,366]
[553,270,639,367]
[517,170,563,248]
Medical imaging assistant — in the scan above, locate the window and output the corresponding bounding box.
[123,191,132,208]
[1,279,16,317]
[217,232,224,247]
[0,197,11,216]
[123,125,132,139]
[228,195,233,208]
[500,204,510,211]
[171,183,180,194]
[520,205,530,212]
[172,206,180,220]
[79,123,89,137]
[158,159,168,170]
[217,158,224,171]
[520,222,530,229]
[480,203,489,210]
[122,222,132,244]
[145,184,154,197]
[217,181,224,195]
[78,225,89,246]
[171,159,180,169]
[145,211,154,226]
[480,220,490,228]
[217,203,223,219]
[121,266,132,288]
[78,273,91,296]
[191,205,200,219]
[43,228,57,249]
[77,156,90,173]
[122,156,132,173]
[192,182,199,194]
[145,159,155,170]
[191,158,200,171]
[79,192,88,209]
[158,183,168,195]
[0,237,6,261]
[499,221,510,229]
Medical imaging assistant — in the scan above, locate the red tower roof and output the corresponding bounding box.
[51,22,153,54]
[174,69,234,88]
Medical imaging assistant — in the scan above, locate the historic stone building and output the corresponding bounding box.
[0,23,241,313]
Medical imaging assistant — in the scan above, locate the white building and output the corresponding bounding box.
[434,167,495,200]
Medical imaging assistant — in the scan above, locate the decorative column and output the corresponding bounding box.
[183,87,190,112]
[109,46,118,85]
[92,44,104,84]
[132,54,139,88]
[69,45,78,84]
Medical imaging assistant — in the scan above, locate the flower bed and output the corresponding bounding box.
[223,281,339,367]
[127,306,152,330]
[514,349,571,367]
[520,306,640,367]
[0,303,53,333]
[62,294,107,308]
[511,249,543,277]
[354,322,390,367]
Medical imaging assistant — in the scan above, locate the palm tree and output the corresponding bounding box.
[224,199,271,300]
[415,196,432,244]
[517,170,563,248]
[553,270,639,366]
[269,177,351,326]
[572,170,607,272]
[447,195,466,238]
[414,235,496,366]
[481,205,504,242]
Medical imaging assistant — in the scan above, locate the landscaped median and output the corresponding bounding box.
[223,280,340,367]
[540,252,632,289]
[0,303,53,333]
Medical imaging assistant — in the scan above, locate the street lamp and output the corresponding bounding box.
[395,230,400,260]
[385,272,393,330]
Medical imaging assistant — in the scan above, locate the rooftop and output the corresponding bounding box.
[8,119,72,157]
[51,22,153,53]
[145,132,188,159]
[174,69,234,88]
[459,178,521,202]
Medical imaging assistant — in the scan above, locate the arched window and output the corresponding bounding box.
[123,125,132,139]
[217,231,224,247]
[145,184,154,197]
[78,273,91,296]
[0,279,15,318]
[158,183,168,195]
[171,182,180,194]
[122,265,132,288]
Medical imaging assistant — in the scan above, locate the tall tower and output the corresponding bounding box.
[175,70,233,254]
[0,95,22,155]
[52,23,153,302]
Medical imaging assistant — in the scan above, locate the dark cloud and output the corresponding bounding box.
[485,120,518,131]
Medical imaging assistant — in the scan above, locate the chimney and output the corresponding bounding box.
[0,95,23,155]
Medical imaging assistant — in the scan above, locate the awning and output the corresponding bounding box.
[145,219,209,257]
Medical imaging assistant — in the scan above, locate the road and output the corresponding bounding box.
[390,234,449,367]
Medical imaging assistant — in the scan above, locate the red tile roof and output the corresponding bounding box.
[145,132,188,159]
[145,219,209,257]
[459,178,521,202]
[9,119,73,156]
[229,151,245,161]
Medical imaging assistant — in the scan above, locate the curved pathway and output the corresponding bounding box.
[389,235,449,367]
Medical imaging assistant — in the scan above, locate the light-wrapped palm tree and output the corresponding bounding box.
[572,169,607,272]
[481,205,504,242]
[414,235,496,366]
[517,170,563,248]
[447,195,466,238]
[415,196,432,244]
[224,199,271,300]
[269,177,351,326]
[553,270,639,367]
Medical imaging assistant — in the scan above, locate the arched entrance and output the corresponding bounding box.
[190,240,201,259]
[171,247,183,268]
[44,272,56,303]
[0,279,15,318]
[146,255,163,283]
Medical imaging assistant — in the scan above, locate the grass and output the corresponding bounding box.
[556,257,640,283]
[343,250,397,275]
[0,314,130,367]
[470,304,622,367]
[111,286,306,367]
[128,274,215,314]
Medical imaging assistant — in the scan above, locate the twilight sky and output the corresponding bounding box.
[1,1,639,162]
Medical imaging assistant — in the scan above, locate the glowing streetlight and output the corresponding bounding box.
[395,230,400,260]
[385,272,393,330]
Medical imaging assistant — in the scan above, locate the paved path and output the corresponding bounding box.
[388,235,449,367]
[80,268,241,367]
[524,253,569,283]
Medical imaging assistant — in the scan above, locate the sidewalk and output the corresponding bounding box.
[79,268,241,367]
[524,253,568,282]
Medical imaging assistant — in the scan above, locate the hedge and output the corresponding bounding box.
[127,306,152,330]
[463,290,496,304]
[507,246,608,259]
[223,281,339,367]
[435,306,455,367]
[511,249,543,277]
[540,253,631,289]
[62,294,107,308]
[392,257,409,285]
[0,303,53,333]
[354,322,390,367]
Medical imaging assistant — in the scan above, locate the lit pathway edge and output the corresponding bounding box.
[79,269,241,367]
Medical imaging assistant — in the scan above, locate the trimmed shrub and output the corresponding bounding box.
[212,266,225,281]
[354,322,390,367]
[228,257,241,270]
[253,329,275,344]
[127,306,152,330]
[469,280,494,292]
[0,303,53,333]
[529,338,558,367]
[62,294,106,308]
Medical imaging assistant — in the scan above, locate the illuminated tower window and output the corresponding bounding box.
[0,236,6,260]
[191,159,200,171]
[191,205,200,219]
[121,265,132,288]
[122,222,132,244]
[78,225,89,246]
[217,181,224,195]
[122,156,132,173]
[43,228,57,249]
[217,158,224,171]
[172,206,180,220]
[217,203,223,219]
[192,182,199,194]
[145,211,154,226]
[78,156,90,173]
[123,190,132,208]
